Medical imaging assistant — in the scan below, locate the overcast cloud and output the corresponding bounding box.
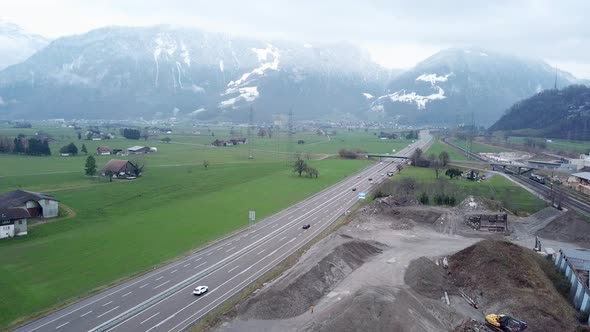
[2,0,590,78]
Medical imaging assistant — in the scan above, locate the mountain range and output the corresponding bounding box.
[0,21,49,71]
[0,23,587,125]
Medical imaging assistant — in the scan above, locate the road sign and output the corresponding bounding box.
[249,210,256,221]
[358,193,366,199]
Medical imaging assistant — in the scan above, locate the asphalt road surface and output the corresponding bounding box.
[16,132,432,332]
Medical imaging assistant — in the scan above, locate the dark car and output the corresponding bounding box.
[368,178,373,181]
[302,224,311,229]
[352,188,357,191]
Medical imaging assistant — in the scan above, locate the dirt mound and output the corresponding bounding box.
[238,240,383,320]
[449,240,579,332]
[375,195,420,207]
[405,257,452,299]
[452,320,489,332]
[537,212,590,248]
[302,287,459,332]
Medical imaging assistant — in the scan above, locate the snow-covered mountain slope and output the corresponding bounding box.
[372,48,582,126]
[0,21,49,70]
[0,25,388,121]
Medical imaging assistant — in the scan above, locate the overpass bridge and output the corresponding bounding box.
[489,162,539,175]
[366,154,410,160]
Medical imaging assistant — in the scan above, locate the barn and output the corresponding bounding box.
[0,208,30,239]
[0,190,59,218]
[101,159,140,178]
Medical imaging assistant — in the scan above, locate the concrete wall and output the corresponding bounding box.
[0,224,14,238]
[554,250,590,324]
[38,199,59,218]
[14,218,27,235]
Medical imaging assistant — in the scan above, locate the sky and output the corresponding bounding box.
[2,0,590,78]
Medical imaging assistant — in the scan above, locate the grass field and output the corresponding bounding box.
[425,139,469,162]
[449,138,512,154]
[505,137,590,155]
[388,167,545,215]
[0,123,403,328]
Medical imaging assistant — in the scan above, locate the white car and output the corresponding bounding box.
[193,285,208,296]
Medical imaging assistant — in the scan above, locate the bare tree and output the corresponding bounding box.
[130,156,146,177]
[438,151,449,166]
[398,177,417,196]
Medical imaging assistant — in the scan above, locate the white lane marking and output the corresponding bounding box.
[139,283,149,289]
[279,236,286,242]
[140,312,160,325]
[288,215,293,219]
[227,265,240,274]
[193,262,207,269]
[256,249,266,256]
[145,313,176,332]
[216,247,223,251]
[102,301,112,307]
[170,269,178,274]
[251,234,259,239]
[271,224,278,228]
[226,247,235,253]
[288,238,296,243]
[155,276,164,281]
[265,249,278,258]
[194,257,202,262]
[239,266,253,275]
[206,252,213,256]
[55,322,69,329]
[312,217,318,221]
[80,310,92,317]
[121,291,132,298]
[154,280,171,289]
[97,306,119,318]
[183,263,191,267]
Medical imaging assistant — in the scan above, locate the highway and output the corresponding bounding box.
[16,132,432,332]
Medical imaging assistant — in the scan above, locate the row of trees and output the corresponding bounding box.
[293,156,319,178]
[410,148,449,169]
[121,128,141,140]
[59,142,88,155]
[338,148,366,159]
[0,135,51,156]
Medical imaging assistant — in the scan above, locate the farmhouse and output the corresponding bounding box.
[127,146,151,154]
[0,208,30,239]
[101,159,140,178]
[0,190,59,218]
[96,146,111,155]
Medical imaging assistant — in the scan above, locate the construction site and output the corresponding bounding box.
[210,193,590,332]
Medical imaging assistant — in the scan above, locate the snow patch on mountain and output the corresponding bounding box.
[180,42,191,66]
[220,86,259,108]
[376,86,447,110]
[190,108,206,115]
[416,73,452,85]
[219,60,224,72]
[363,92,374,99]
[191,84,205,93]
[227,44,279,90]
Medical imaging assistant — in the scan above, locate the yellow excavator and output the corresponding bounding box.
[485,314,528,332]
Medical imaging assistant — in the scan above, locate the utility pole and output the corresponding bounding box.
[287,108,294,165]
[248,107,254,159]
[468,112,474,160]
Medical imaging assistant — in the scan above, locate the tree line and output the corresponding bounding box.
[0,135,51,156]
